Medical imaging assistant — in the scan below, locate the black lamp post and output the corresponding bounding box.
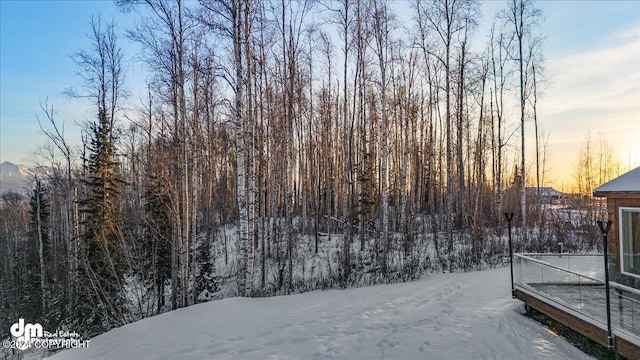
[597,219,614,352]
[505,212,515,298]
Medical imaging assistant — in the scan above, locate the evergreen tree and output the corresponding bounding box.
[75,110,127,336]
[27,178,50,324]
[194,239,217,303]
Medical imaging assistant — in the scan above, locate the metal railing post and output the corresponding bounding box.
[505,212,515,298]
[597,219,614,352]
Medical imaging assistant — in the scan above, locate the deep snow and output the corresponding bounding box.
[47,267,590,360]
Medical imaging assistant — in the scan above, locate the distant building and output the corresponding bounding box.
[526,186,564,204]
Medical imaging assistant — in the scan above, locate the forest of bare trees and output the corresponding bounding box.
[3,0,610,344]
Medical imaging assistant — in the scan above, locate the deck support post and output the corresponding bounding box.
[597,219,614,352]
[505,212,515,298]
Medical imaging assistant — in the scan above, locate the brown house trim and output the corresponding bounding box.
[594,191,640,199]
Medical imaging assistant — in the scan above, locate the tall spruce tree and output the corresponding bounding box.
[69,17,127,336]
[76,110,126,336]
[28,178,50,324]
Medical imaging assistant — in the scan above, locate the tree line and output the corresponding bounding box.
[2,0,557,342]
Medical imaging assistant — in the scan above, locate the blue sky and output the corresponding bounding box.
[536,1,640,187]
[1,0,136,166]
[1,0,639,186]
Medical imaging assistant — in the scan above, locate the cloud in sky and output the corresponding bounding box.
[545,40,639,114]
[540,25,640,185]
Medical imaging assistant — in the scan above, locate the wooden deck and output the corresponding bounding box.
[515,283,640,359]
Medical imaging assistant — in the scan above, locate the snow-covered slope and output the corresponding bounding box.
[0,161,31,194]
[47,267,590,360]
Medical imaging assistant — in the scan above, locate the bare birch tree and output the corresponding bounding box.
[501,0,542,226]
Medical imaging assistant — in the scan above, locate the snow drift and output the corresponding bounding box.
[45,267,589,360]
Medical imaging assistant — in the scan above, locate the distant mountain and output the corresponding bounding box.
[0,161,32,194]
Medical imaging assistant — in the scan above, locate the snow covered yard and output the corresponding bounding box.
[47,267,590,360]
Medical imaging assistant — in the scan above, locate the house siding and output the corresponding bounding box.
[606,196,640,288]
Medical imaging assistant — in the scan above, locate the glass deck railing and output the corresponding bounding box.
[611,281,640,337]
[514,253,640,340]
[516,253,605,281]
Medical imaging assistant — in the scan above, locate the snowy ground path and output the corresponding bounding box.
[48,267,590,360]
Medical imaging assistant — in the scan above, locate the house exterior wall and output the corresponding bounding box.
[605,194,640,288]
